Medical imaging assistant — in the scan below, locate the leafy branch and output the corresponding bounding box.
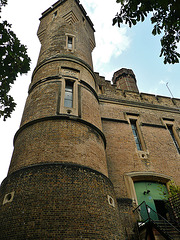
[0,0,31,120]
[113,0,180,64]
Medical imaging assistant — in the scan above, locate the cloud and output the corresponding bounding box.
[81,0,130,70]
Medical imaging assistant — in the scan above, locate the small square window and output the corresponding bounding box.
[65,34,75,52]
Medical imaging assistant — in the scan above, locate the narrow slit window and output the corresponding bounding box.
[130,119,142,151]
[167,125,180,154]
[53,11,57,17]
[68,36,73,50]
[64,80,73,108]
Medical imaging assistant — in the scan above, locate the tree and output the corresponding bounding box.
[0,0,31,120]
[113,0,180,64]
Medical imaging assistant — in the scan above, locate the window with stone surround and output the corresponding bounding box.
[126,113,147,155]
[163,119,180,154]
[59,67,80,116]
[130,119,142,151]
[53,11,57,19]
[60,78,78,115]
[65,34,75,52]
[64,80,73,108]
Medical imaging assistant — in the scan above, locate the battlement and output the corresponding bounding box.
[40,0,95,31]
[95,72,180,110]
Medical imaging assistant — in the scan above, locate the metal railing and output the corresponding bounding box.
[169,193,180,223]
[133,201,180,239]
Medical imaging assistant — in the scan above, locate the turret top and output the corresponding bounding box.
[40,0,95,31]
[112,68,139,92]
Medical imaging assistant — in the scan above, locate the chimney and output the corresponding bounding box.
[112,68,139,92]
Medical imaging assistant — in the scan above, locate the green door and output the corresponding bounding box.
[134,181,168,221]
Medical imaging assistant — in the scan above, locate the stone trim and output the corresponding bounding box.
[59,78,79,116]
[56,82,62,115]
[99,97,180,114]
[3,162,113,188]
[101,119,167,129]
[101,117,128,124]
[126,113,147,151]
[140,122,166,129]
[14,115,106,148]
[29,76,61,94]
[80,80,99,103]
[124,171,172,205]
[78,85,82,117]
[32,55,96,86]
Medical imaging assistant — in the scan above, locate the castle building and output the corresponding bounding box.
[0,0,180,239]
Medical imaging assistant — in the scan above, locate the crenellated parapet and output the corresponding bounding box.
[95,71,180,111]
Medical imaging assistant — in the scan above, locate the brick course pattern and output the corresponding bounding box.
[97,75,180,197]
[9,119,108,176]
[0,164,122,239]
[1,0,180,239]
[37,0,95,68]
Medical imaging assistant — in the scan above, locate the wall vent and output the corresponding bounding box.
[3,192,15,205]
[107,195,115,207]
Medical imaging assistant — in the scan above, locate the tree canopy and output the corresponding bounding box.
[113,0,180,64]
[0,0,31,120]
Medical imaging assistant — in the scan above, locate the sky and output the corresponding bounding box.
[0,0,180,185]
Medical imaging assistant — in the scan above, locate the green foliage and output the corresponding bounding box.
[113,0,180,64]
[0,0,31,120]
[168,180,180,198]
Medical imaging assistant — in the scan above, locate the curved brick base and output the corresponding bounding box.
[0,164,121,239]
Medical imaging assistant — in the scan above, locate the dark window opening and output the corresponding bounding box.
[68,36,73,49]
[167,125,180,153]
[154,200,167,219]
[53,11,57,18]
[130,119,142,151]
[64,80,73,108]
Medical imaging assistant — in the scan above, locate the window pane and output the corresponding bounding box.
[64,80,73,108]
[68,37,73,49]
[130,120,142,151]
[167,125,180,153]
[65,91,73,100]
[64,99,73,108]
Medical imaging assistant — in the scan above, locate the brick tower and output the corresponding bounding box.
[0,0,121,239]
[112,68,139,93]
